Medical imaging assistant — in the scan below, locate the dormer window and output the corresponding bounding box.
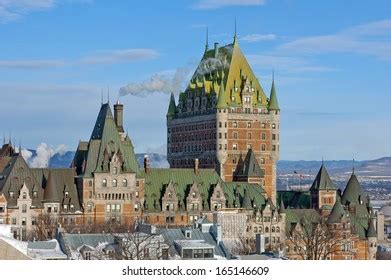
[102,179,107,187]
[112,166,118,175]
[192,192,196,198]
[22,192,27,199]
[9,191,14,198]
[168,192,172,198]
[33,191,38,198]
[63,204,68,212]
[70,204,74,212]
[216,191,221,198]
[65,191,69,198]
[112,179,117,187]
[122,179,128,187]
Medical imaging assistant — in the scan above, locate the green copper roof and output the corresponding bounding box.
[341,173,369,219]
[285,209,321,235]
[310,164,336,191]
[143,168,267,212]
[268,78,279,111]
[327,196,348,223]
[277,190,311,209]
[241,189,253,209]
[73,103,140,177]
[167,93,176,116]
[234,149,264,178]
[43,170,60,202]
[216,79,227,109]
[183,40,267,109]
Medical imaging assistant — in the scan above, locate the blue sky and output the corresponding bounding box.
[0,0,390,160]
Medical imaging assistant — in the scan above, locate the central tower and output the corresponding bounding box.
[166,33,280,203]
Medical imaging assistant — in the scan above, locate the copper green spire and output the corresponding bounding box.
[167,92,176,117]
[268,71,280,111]
[233,17,238,45]
[216,79,227,109]
[205,26,209,52]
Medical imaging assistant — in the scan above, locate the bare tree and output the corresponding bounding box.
[288,217,339,260]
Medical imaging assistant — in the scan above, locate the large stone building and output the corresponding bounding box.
[0,142,82,240]
[281,164,381,260]
[166,33,280,204]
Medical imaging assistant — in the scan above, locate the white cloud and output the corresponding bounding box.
[0,0,90,23]
[241,33,277,42]
[27,143,68,168]
[193,0,266,9]
[0,48,159,69]
[278,19,391,60]
[0,59,65,69]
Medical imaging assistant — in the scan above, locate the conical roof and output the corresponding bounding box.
[268,78,279,111]
[235,149,264,177]
[167,92,176,116]
[43,170,60,202]
[279,199,286,213]
[327,196,347,223]
[241,189,252,209]
[310,164,336,191]
[342,173,369,218]
[216,79,227,109]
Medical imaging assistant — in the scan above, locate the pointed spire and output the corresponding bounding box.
[268,71,280,111]
[233,17,238,44]
[352,155,355,174]
[205,26,209,52]
[167,92,176,117]
[327,196,346,223]
[216,79,227,109]
[279,199,286,213]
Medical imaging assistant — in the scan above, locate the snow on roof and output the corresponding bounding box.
[0,225,28,255]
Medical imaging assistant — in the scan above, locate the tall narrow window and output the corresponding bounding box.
[102,179,107,188]
[112,179,117,187]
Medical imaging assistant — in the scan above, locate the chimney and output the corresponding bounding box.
[216,224,222,244]
[114,101,124,133]
[194,158,199,175]
[144,155,150,173]
[214,43,219,58]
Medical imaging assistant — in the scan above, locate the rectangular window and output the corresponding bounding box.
[0,205,5,213]
[70,204,74,212]
[22,204,27,213]
[12,217,16,225]
[22,218,26,226]
[233,144,238,150]
[106,204,111,213]
[116,204,121,212]
[33,191,38,198]
[63,204,68,212]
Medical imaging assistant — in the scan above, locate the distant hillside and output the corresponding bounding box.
[278,157,391,177]
[22,150,391,177]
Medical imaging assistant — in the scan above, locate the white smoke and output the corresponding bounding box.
[195,57,230,76]
[119,66,192,97]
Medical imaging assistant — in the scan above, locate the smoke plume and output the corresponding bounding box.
[119,66,192,97]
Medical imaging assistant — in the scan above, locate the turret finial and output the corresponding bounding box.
[205,26,209,51]
[233,17,238,44]
[352,155,355,174]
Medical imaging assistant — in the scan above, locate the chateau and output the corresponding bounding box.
[166,33,279,203]
[0,32,383,259]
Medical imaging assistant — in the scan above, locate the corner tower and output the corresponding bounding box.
[166,32,280,204]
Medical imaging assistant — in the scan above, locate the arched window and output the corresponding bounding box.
[272,226,275,233]
[265,227,269,233]
[261,144,266,151]
[112,166,118,175]
[112,179,117,187]
[272,123,276,129]
[22,192,27,199]
[122,179,127,187]
[102,179,107,187]
[254,227,258,233]
[276,226,280,233]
